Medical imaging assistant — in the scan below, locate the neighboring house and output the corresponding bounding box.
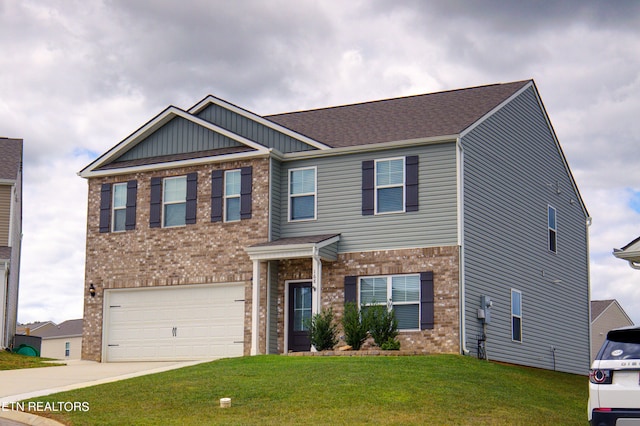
[33,319,84,360]
[613,236,640,269]
[0,138,23,351]
[79,80,591,374]
[16,321,57,337]
[590,299,634,361]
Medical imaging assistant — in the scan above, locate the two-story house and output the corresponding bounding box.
[79,80,590,374]
[0,137,23,351]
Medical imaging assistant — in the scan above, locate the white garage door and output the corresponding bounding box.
[103,283,245,362]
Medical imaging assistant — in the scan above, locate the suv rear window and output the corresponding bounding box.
[597,328,640,360]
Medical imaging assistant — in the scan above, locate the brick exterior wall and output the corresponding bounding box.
[81,157,270,361]
[82,156,460,361]
[274,246,460,354]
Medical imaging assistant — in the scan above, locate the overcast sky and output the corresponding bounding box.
[2,0,639,326]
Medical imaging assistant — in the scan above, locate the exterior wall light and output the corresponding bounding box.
[89,283,96,298]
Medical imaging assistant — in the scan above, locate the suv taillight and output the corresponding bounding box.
[589,369,613,384]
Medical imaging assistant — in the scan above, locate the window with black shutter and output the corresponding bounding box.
[344,272,434,331]
[212,167,252,223]
[362,156,419,215]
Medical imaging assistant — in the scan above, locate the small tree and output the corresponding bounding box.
[364,304,399,349]
[342,302,369,350]
[306,308,339,351]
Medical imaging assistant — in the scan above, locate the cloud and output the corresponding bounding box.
[2,0,639,328]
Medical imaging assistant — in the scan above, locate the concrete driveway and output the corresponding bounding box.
[0,359,212,425]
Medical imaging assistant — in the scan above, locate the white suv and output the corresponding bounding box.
[589,326,640,425]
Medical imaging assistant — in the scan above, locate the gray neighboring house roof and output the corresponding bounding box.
[16,321,56,335]
[591,300,617,322]
[0,138,23,180]
[34,319,83,339]
[613,236,640,269]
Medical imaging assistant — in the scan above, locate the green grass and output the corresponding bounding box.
[28,355,588,425]
[0,350,64,370]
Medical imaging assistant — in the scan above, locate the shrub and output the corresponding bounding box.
[380,338,401,350]
[342,302,369,350]
[306,308,339,351]
[364,304,399,348]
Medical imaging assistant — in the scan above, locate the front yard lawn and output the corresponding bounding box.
[29,354,588,425]
[0,350,63,370]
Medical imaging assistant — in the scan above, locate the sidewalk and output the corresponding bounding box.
[0,359,212,425]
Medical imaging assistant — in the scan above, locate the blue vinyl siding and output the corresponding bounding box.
[196,103,316,153]
[461,86,590,375]
[115,116,243,161]
[276,143,458,252]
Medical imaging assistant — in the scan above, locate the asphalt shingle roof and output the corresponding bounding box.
[36,319,84,339]
[265,80,531,148]
[0,138,23,180]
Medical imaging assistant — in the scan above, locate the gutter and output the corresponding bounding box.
[613,248,640,270]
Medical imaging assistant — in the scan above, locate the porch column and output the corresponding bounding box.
[311,254,322,316]
[250,259,261,356]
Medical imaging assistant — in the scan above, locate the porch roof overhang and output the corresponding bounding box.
[245,234,340,262]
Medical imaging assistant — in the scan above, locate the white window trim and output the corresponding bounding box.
[111,182,127,232]
[511,289,522,343]
[162,176,187,228]
[548,205,557,253]
[374,157,406,215]
[358,274,420,331]
[224,169,241,222]
[288,166,317,222]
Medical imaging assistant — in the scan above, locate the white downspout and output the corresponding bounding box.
[0,262,8,349]
[457,138,470,356]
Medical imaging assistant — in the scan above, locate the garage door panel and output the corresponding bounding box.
[104,284,245,361]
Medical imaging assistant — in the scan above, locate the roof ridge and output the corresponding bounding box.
[265,80,532,118]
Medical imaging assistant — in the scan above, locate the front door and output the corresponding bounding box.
[288,282,312,352]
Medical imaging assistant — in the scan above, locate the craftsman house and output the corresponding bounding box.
[0,138,23,351]
[79,80,590,374]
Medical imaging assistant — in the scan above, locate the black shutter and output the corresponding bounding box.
[99,183,111,233]
[211,170,223,222]
[240,166,252,219]
[420,271,434,330]
[362,160,374,215]
[149,177,162,228]
[344,276,358,304]
[125,180,137,230]
[405,156,419,212]
[185,172,198,225]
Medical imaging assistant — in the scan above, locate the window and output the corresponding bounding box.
[359,274,420,330]
[362,156,418,215]
[548,205,557,253]
[100,180,137,233]
[511,289,522,342]
[289,167,316,221]
[224,170,241,222]
[150,173,196,228]
[211,168,252,223]
[65,341,70,357]
[111,183,127,232]
[163,176,187,227]
[375,158,405,213]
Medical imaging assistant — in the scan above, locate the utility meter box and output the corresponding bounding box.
[479,295,492,324]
